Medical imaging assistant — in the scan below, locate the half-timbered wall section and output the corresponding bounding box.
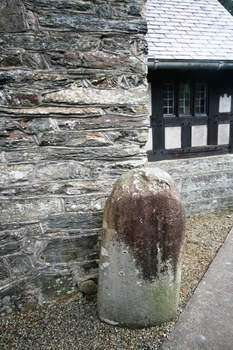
[146,0,233,161]
[147,69,233,160]
[0,0,148,315]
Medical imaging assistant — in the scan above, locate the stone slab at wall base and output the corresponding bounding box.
[0,272,81,317]
[148,154,233,217]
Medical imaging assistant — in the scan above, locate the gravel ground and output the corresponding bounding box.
[0,212,233,350]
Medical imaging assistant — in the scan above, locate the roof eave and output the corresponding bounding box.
[147,59,233,70]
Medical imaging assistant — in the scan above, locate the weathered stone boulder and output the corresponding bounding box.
[78,280,98,296]
[97,167,185,328]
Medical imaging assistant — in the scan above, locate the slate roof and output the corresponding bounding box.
[147,0,233,62]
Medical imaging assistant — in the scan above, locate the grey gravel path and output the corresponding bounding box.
[0,296,175,349]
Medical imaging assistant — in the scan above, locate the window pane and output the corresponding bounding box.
[163,83,174,115]
[179,83,190,114]
[195,83,206,114]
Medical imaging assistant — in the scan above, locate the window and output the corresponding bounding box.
[195,83,206,114]
[162,82,207,117]
[179,83,190,115]
[163,83,174,115]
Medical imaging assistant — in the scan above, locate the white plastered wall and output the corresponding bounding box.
[165,127,181,149]
[219,94,231,113]
[145,83,152,150]
[192,125,208,147]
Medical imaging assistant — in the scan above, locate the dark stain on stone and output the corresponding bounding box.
[104,171,185,281]
[0,73,14,87]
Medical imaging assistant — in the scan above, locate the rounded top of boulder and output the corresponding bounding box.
[110,166,175,197]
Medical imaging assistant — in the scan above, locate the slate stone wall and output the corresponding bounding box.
[0,0,148,315]
[149,154,233,217]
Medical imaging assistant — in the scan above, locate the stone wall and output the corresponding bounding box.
[0,0,148,315]
[149,154,233,217]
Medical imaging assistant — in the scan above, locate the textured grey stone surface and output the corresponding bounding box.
[0,0,26,33]
[148,154,233,216]
[0,0,148,313]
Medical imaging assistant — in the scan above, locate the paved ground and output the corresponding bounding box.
[160,226,233,350]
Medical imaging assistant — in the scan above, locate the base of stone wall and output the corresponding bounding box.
[1,154,233,316]
[148,154,233,217]
[0,272,82,317]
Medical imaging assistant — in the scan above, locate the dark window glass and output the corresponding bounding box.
[195,83,206,114]
[162,82,206,116]
[179,83,190,115]
[163,83,174,115]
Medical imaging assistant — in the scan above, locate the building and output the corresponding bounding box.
[146,0,233,160]
[0,0,233,315]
